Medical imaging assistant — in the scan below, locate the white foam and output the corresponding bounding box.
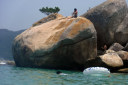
[0,62,6,65]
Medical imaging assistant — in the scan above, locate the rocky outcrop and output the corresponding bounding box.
[81,0,128,49]
[12,0,128,72]
[12,16,97,70]
[87,49,128,72]
[108,43,124,52]
[84,52,124,72]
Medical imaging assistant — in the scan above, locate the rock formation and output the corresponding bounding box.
[12,0,128,72]
[81,0,128,49]
[12,16,97,70]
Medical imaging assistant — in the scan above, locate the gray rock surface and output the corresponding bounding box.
[81,0,128,49]
[115,13,128,44]
[108,43,124,52]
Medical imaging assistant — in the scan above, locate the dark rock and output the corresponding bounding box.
[123,43,128,51]
[81,0,128,49]
[97,50,104,55]
[115,13,128,45]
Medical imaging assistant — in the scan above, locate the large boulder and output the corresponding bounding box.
[81,0,128,49]
[99,53,123,67]
[12,16,97,70]
[115,13,128,45]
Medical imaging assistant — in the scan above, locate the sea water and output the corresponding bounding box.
[1,64,128,85]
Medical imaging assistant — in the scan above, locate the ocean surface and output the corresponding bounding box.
[1,63,128,85]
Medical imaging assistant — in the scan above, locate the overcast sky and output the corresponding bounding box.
[0,0,128,31]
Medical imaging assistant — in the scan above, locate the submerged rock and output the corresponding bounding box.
[81,0,128,49]
[12,16,97,70]
[0,60,15,65]
[6,61,15,65]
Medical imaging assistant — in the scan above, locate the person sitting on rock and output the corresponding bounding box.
[72,8,78,18]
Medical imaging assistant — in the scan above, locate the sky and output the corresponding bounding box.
[0,0,128,31]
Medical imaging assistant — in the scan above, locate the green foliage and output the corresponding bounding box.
[39,7,60,15]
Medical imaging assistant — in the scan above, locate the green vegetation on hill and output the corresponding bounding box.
[0,29,25,60]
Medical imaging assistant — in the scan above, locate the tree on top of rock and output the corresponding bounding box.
[39,7,60,15]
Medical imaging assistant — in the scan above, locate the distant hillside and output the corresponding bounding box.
[0,29,25,60]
